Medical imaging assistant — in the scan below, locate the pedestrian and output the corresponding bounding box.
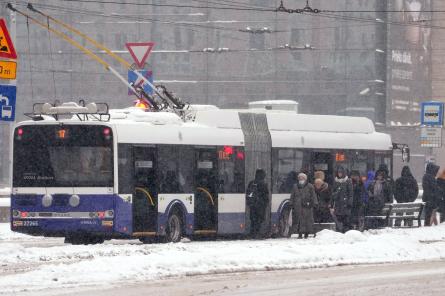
[436,169,445,223]
[246,169,269,238]
[331,166,353,233]
[422,163,441,226]
[366,168,393,228]
[314,178,332,223]
[350,170,365,231]
[290,173,318,239]
[394,166,419,226]
[376,164,394,203]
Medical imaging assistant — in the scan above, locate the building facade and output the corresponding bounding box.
[0,0,435,184]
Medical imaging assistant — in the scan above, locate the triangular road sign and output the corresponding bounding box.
[0,19,17,60]
[126,42,155,68]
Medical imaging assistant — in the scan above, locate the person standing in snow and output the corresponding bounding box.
[436,169,445,223]
[394,166,419,226]
[422,163,441,226]
[331,166,353,233]
[350,170,365,231]
[246,169,269,238]
[291,173,318,239]
[376,164,394,204]
[314,178,332,223]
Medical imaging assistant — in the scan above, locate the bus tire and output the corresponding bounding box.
[162,210,183,243]
[278,206,292,238]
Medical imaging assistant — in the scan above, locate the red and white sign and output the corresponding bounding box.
[125,42,155,68]
[0,19,17,60]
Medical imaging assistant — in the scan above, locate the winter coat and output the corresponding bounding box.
[422,163,441,209]
[363,171,375,205]
[394,166,419,203]
[246,170,269,219]
[332,177,353,216]
[436,177,445,213]
[351,180,366,218]
[291,182,318,234]
[367,179,392,215]
[376,164,394,203]
[314,182,332,223]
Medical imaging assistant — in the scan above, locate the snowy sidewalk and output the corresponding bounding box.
[0,223,445,294]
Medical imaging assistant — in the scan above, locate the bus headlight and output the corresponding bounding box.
[69,194,80,207]
[42,194,53,208]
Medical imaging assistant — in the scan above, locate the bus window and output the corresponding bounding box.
[133,146,157,193]
[272,149,304,193]
[158,145,194,194]
[217,146,245,193]
[118,144,133,194]
[375,152,392,177]
[348,151,368,177]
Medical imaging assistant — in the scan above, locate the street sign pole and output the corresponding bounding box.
[420,101,445,166]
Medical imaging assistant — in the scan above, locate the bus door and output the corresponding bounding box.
[194,148,218,233]
[132,146,158,234]
[311,151,334,184]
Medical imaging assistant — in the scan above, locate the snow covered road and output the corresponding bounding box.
[1,223,445,295]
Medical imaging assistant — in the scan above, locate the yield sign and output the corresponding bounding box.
[0,19,17,59]
[125,42,155,68]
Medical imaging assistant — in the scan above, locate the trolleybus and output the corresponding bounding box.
[10,100,407,244]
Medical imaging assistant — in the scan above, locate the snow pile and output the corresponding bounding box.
[0,224,445,293]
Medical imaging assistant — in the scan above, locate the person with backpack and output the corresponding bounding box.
[246,169,269,238]
[291,173,318,239]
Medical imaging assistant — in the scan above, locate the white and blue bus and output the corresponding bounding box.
[10,100,404,244]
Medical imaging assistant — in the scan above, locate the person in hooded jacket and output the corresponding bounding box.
[394,166,419,226]
[291,173,318,238]
[395,166,419,203]
[350,170,366,231]
[314,178,332,223]
[246,169,269,238]
[366,169,393,228]
[331,166,353,233]
[436,169,445,223]
[422,163,441,226]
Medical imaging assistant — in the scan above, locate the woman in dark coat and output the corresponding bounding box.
[314,178,332,223]
[422,163,441,226]
[331,166,353,233]
[291,173,318,239]
[394,166,419,203]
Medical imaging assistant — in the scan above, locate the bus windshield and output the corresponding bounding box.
[13,125,113,187]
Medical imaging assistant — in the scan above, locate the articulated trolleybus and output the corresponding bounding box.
[10,100,406,244]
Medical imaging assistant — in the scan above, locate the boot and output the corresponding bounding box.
[297,233,303,239]
[304,233,309,239]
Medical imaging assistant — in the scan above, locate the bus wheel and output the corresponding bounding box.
[163,210,183,243]
[278,207,292,238]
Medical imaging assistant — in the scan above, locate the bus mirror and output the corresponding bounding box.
[402,146,410,163]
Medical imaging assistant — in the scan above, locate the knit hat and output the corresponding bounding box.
[298,173,308,180]
[314,171,325,181]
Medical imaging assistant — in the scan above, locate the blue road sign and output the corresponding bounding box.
[128,70,153,95]
[0,85,16,122]
[421,101,444,126]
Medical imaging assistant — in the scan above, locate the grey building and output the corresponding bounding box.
[0,0,434,185]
